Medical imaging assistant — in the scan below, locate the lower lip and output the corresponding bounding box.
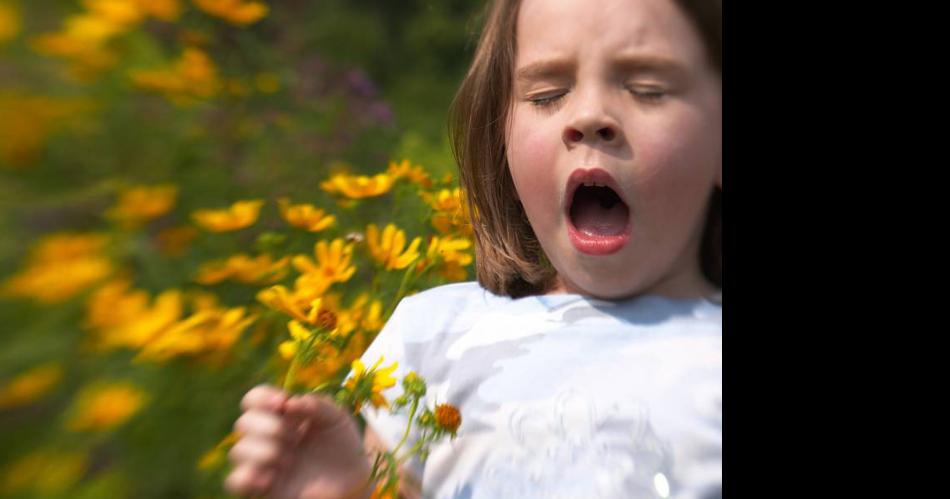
[566,224,630,255]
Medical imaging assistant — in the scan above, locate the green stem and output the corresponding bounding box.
[391,398,418,456]
[396,439,425,467]
[282,355,299,392]
[385,260,433,319]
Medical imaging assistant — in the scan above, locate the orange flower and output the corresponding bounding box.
[434,403,462,433]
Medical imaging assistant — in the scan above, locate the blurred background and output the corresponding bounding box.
[0,0,483,497]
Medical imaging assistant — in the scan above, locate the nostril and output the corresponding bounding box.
[565,129,584,142]
[597,127,615,141]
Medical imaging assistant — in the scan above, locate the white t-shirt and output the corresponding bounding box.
[359,282,722,499]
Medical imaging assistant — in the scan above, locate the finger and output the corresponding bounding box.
[228,435,281,467]
[224,462,275,497]
[241,384,288,413]
[234,409,298,443]
[283,393,345,428]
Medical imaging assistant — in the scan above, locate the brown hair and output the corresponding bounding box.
[449,0,722,298]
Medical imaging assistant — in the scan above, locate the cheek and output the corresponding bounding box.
[506,113,559,203]
[632,110,719,221]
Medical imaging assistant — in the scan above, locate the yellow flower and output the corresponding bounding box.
[361,299,384,332]
[421,188,473,236]
[0,2,20,45]
[332,293,383,336]
[257,286,327,326]
[0,362,64,409]
[386,159,432,188]
[2,232,113,303]
[135,305,257,362]
[106,184,178,228]
[134,0,182,21]
[365,224,422,270]
[85,277,149,332]
[1,450,87,495]
[0,94,94,167]
[320,172,396,199]
[26,232,109,262]
[345,357,398,411]
[191,199,263,231]
[277,197,336,232]
[277,319,337,360]
[292,238,356,284]
[65,381,147,432]
[3,256,113,303]
[193,0,268,26]
[91,289,183,350]
[423,236,473,267]
[195,253,288,285]
[416,236,473,281]
[130,47,221,103]
[82,0,144,26]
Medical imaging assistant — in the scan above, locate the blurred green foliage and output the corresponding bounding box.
[0,1,484,497]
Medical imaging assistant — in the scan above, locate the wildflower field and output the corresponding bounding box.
[0,1,481,497]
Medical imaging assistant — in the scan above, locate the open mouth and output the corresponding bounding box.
[565,168,631,255]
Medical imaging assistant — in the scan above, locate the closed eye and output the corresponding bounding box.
[626,85,667,102]
[528,91,568,108]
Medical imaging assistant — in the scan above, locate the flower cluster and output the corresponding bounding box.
[1,1,477,496]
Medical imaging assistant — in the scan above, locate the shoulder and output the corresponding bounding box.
[387,282,509,342]
[396,281,508,318]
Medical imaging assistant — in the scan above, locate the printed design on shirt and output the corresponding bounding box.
[469,389,675,499]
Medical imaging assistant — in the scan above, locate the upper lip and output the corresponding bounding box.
[563,167,629,214]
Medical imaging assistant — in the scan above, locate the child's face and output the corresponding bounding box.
[507,0,721,299]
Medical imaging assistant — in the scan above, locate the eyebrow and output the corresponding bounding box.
[515,54,688,82]
[515,58,575,82]
[612,54,688,77]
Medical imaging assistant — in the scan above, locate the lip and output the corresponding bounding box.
[564,167,632,256]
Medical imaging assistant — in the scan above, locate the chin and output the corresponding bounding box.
[554,257,649,300]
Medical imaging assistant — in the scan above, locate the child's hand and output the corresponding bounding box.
[224,384,373,499]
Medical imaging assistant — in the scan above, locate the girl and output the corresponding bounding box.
[226,0,722,497]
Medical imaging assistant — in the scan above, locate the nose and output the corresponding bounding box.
[562,89,623,148]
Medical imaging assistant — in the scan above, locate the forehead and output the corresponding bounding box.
[515,0,706,67]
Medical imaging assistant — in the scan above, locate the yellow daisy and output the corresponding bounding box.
[191,199,263,232]
[277,197,336,232]
[365,224,421,270]
[292,238,357,283]
[320,172,396,199]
